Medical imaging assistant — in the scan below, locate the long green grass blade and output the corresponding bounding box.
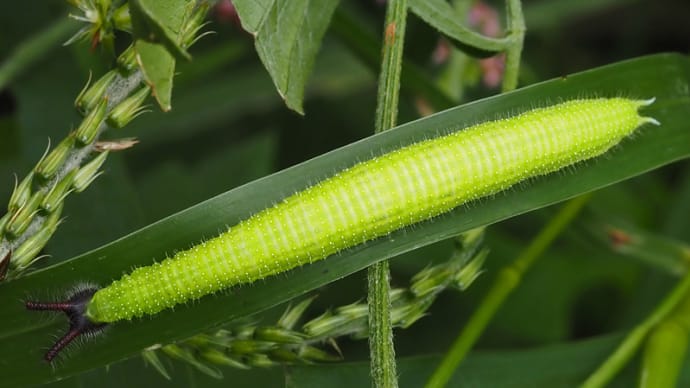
[0,53,688,386]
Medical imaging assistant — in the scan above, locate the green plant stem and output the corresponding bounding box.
[0,17,79,89]
[581,268,690,388]
[368,0,407,386]
[425,193,592,388]
[368,262,397,388]
[501,0,525,92]
[373,1,407,135]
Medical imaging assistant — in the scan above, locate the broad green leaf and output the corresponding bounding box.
[287,334,690,387]
[408,0,512,57]
[129,0,191,60]
[135,41,175,111]
[0,54,688,386]
[233,0,340,114]
[130,0,194,111]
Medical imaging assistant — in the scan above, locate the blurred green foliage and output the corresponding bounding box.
[0,0,689,387]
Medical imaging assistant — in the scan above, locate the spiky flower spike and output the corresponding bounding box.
[25,287,105,362]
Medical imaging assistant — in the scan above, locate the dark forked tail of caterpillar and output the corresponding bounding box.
[25,287,106,362]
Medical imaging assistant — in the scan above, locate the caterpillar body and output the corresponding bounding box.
[27,98,657,361]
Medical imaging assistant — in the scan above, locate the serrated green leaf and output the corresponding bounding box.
[0,54,689,386]
[233,0,340,114]
[408,0,512,58]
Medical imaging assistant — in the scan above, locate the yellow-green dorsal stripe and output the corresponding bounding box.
[86,98,656,323]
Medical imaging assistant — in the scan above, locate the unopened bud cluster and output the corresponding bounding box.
[146,230,487,378]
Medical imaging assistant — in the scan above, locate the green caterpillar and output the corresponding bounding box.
[26,98,657,361]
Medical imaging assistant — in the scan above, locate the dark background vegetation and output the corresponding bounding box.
[0,0,688,386]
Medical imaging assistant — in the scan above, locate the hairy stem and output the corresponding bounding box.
[368,0,408,386]
[502,0,525,92]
